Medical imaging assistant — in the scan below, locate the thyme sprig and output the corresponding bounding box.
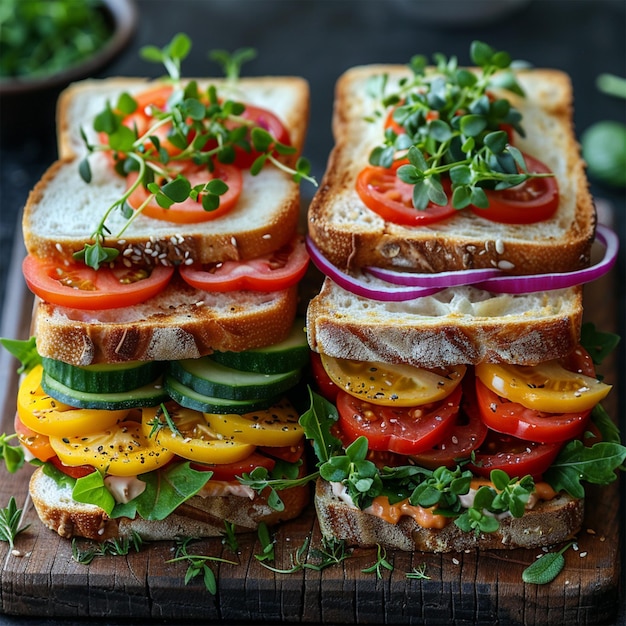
[260,535,352,574]
[71,531,143,564]
[368,40,549,211]
[77,33,315,270]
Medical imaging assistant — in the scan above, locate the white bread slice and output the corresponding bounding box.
[29,465,310,542]
[31,276,299,366]
[307,66,595,275]
[314,478,583,552]
[306,278,582,367]
[24,76,310,266]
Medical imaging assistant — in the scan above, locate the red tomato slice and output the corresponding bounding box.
[356,162,457,226]
[22,255,174,310]
[410,380,488,469]
[258,440,305,464]
[336,385,461,455]
[48,456,96,479]
[474,346,596,444]
[472,153,559,224]
[126,162,242,224]
[475,379,592,444]
[191,451,276,481]
[310,352,339,403]
[469,429,562,480]
[179,235,309,292]
[14,413,56,462]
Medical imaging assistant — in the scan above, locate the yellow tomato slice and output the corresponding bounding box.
[141,405,255,464]
[475,361,612,413]
[204,398,303,447]
[17,365,128,436]
[49,420,175,476]
[319,354,466,406]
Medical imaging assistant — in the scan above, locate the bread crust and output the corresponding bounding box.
[314,478,583,552]
[307,66,595,275]
[31,278,299,365]
[29,466,310,542]
[307,279,583,367]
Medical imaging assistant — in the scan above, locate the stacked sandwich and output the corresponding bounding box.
[13,38,315,541]
[304,42,622,551]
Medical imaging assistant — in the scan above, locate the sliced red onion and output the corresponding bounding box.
[366,265,502,287]
[474,223,618,293]
[305,236,445,301]
[306,224,618,301]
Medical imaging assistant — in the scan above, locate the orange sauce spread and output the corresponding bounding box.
[368,496,448,529]
[366,480,557,528]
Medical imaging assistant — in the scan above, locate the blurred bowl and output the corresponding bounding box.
[0,0,137,140]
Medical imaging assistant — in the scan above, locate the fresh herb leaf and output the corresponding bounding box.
[0,336,41,374]
[0,497,30,551]
[0,433,26,474]
[111,462,213,520]
[522,542,573,584]
[221,521,239,553]
[406,563,430,580]
[254,522,275,563]
[579,322,620,366]
[544,440,626,499]
[71,531,144,565]
[299,388,343,465]
[167,537,237,595]
[362,544,394,579]
[72,470,116,515]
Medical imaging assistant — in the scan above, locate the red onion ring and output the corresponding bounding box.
[474,223,618,293]
[306,224,618,301]
[305,236,445,301]
[366,265,502,287]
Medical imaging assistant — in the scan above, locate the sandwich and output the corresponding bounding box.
[303,41,625,552]
[4,35,315,542]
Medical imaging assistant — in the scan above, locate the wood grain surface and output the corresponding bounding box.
[0,224,622,625]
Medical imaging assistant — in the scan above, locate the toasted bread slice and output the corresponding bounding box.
[30,465,310,542]
[306,278,582,367]
[24,76,310,266]
[314,478,583,552]
[31,275,299,365]
[307,66,595,275]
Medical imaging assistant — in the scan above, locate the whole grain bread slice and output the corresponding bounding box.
[306,278,583,368]
[24,76,310,267]
[314,478,583,553]
[307,66,595,275]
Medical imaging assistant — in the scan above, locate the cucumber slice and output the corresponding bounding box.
[164,375,278,414]
[42,357,165,394]
[210,319,309,374]
[41,371,168,410]
[169,358,301,401]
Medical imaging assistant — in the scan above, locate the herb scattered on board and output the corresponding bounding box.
[367,40,552,212]
[0,497,30,552]
[522,542,574,585]
[77,32,316,271]
[167,537,238,595]
[71,531,143,565]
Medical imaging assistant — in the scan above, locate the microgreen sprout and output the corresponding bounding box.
[260,535,352,574]
[367,40,552,212]
[406,563,430,580]
[254,522,275,563]
[76,33,316,270]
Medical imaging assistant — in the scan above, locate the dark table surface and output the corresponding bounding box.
[0,1,625,624]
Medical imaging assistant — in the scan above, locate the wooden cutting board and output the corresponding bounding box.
[0,232,622,625]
